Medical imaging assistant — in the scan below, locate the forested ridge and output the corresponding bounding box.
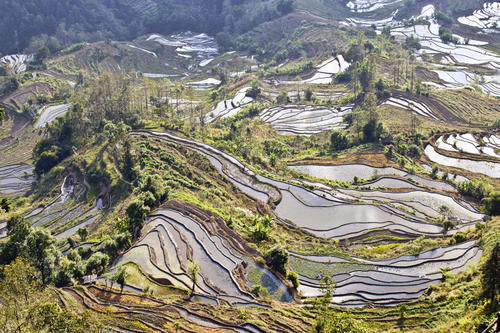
[0,0,293,55]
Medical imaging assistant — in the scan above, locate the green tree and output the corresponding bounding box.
[266,246,289,275]
[0,257,42,332]
[0,215,31,264]
[0,107,5,124]
[0,197,12,212]
[287,271,300,288]
[113,267,128,293]
[77,227,88,241]
[188,260,200,297]
[319,275,336,310]
[482,242,500,309]
[330,131,349,151]
[85,252,109,275]
[277,0,294,14]
[126,199,149,235]
[483,191,500,216]
[122,139,137,181]
[26,228,57,284]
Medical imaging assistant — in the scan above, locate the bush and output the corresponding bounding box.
[126,199,149,234]
[439,26,458,44]
[287,271,300,288]
[252,284,270,297]
[483,191,500,216]
[313,312,369,333]
[330,131,349,151]
[266,246,288,275]
[85,252,109,274]
[251,221,270,242]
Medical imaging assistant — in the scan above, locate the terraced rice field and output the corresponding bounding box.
[58,285,281,332]
[291,240,481,306]
[131,131,485,305]
[259,104,353,135]
[458,2,500,31]
[381,97,439,120]
[425,145,500,178]
[22,176,102,239]
[289,163,457,192]
[35,103,72,128]
[436,133,500,158]
[146,32,218,61]
[186,78,222,91]
[262,90,345,101]
[113,209,291,303]
[390,5,500,96]
[205,87,254,122]
[346,0,403,13]
[0,54,33,73]
[280,55,350,85]
[430,69,500,97]
[0,164,33,196]
[268,177,481,239]
[346,10,399,28]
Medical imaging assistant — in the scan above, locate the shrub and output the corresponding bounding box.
[266,246,289,274]
[287,271,300,288]
[251,221,270,242]
[330,131,349,151]
[313,312,369,333]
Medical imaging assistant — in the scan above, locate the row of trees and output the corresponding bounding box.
[0,215,116,287]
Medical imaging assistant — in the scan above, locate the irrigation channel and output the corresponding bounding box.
[131,130,483,305]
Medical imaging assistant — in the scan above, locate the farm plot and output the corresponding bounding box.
[0,164,33,196]
[135,131,482,241]
[35,103,72,128]
[146,32,218,60]
[381,96,440,120]
[289,163,456,191]
[290,240,481,306]
[205,87,254,122]
[24,176,102,239]
[262,90,345,101]
[458,2,500,31]
[0,54,34,74]
[346,10,399,28]
[132,131,281,204]
[425,145,500,178]
[346,0,403,13]
[391,5,500,70]
[430,70,500,97]
[267,177,480,239]
[279,55,350,85]
[259,104,353,136]
[186,78,221,91]
[436,133,500,158]
[337,188,483,222]
[113,209,291,303]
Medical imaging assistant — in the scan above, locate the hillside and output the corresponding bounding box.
[0,0,499,332]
